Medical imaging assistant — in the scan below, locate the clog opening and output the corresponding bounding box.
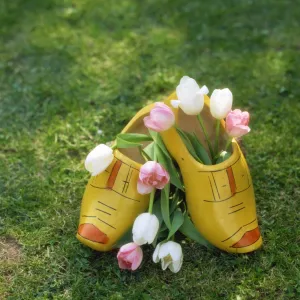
[177,103,230,155]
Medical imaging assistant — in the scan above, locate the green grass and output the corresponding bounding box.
[1,0,300,299]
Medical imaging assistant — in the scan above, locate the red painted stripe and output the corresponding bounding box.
[226,166,236,195]
[78,223,109,244]
[231,227,260,248]
[107,160,122,189]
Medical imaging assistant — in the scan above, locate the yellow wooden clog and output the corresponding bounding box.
[161,92,263,253]
[77,105,154,251]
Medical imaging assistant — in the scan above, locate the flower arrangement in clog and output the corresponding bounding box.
[77,76,262,273]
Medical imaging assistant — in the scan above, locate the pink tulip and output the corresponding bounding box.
[226,109,251,138]
[143,102,175,132]
[137,161,170,194]
[117,243,143,271]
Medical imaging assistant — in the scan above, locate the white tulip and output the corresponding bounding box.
[171,76,209,115]
[84,144,114,176]
[153,241,183,273]
[210,88,233,119]
[132,213,159,245]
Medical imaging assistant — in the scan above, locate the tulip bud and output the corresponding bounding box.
[143,102,175,132]
[226,109,250,138]
[210,88,233,119]
[171,76,209,115]
[153,241,183,273]
[85,144,114,176]
[137,161,170,195]
[117,243,143,271]
[132,213,159,245]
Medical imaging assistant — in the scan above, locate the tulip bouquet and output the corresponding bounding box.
[84,76,251,273]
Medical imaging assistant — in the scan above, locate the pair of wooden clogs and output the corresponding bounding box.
[77,92,262,254]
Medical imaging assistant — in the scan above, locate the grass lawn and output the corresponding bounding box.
[1,0,300,299]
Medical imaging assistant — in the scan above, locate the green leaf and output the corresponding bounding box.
[186,132,212,165]
[160,184,171,230]
[179,214,212,248]
[154,141,184,191]
[152,197,163,226]
[117,133,153,143]
[148,130,170,157]
[143,142,155,160]
[175,127,203,163]
[115,136,142,148]
[167,209,184,239]
[152,196,169,247]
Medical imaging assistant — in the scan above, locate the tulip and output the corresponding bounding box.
[137,161,170,194]
[210,88,233,119]
[132,213,159,245]
[143,102,175,132]
[171,76,209,115]
[117,242,143,271]
[85,144,114,176]
[226,109,251,138]
[153,241,183,273]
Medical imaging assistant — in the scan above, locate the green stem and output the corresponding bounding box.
[111,144,117,150]
[224,138,232,152]
[214,120,221,160]
[148,138,158,214]
[197,115,214,159]
[148,189,155,214]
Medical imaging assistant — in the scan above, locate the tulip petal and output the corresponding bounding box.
[85,144,114,176]
[118,259,132,270]
[240,111,250,125]
[169,243,183,261]
[153,243,161,263]
[143,116,164,132]
[158,241,182,261]
[131,247,143,271]
[161,254,173,271]
[154,102,172,110]
[171,100,181,108]
[228,125,251,138]
[144,215,159,244]
[117,242,138,256]
[169,257,183,273]
[210,88,233,119]
[117,243,143,271]
[226,109,250,138]
[137,181,154,195]
[133,213,159,246]
[90,155,114,176]
[199,85,209,95]
[179,76,190,84]
[144,102,175,132]
[157,241,171,259]
[175,76,207,115]
[132,213,151,244]
[150,108,174,130]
